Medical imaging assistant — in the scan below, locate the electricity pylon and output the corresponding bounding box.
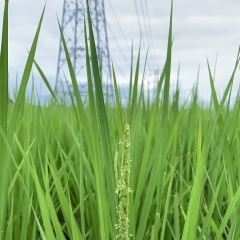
[55,0,113,99]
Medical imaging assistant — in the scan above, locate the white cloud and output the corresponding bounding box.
[0,0,239,102]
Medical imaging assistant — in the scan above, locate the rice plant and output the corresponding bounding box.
[0,0,240,239]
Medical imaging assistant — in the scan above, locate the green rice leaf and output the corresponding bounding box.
[86,1,116,234]
[182,118,205,240]
[8,5,45,137]
[0,0,9,237]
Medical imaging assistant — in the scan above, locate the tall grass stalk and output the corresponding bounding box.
[0,1,8,237]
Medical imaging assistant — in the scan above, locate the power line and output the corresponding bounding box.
[107,0,131,52]
[143,0,160,68]
[133,0,157,70]
[107,23,131,68]
[140,0,160,70]
[139,0,157,69]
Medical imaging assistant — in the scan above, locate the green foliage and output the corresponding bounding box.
[1,0,240,239]
[0,1,9,238]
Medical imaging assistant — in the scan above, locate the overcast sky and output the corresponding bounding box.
[0,0,240,102]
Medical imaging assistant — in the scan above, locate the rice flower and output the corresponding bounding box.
[115,123,132,240]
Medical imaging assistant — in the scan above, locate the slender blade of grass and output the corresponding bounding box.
[14,135,56,240]
[8,5,46,137]
[128,42,134,109]
[207,51,240,194]
[215,186,240,239]
[84,17,113,238]
[49,164,83,240]
[199,172,223,239]
[162,0,173,120]
[160,169,175,240]
[112,64,124,135]
[0,0,9,238]
[34,60,57,102]
[86,0,116,234]
[182,118,205,240]
[129,46,141,124]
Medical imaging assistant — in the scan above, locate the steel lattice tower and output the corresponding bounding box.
[55,0,113,98]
